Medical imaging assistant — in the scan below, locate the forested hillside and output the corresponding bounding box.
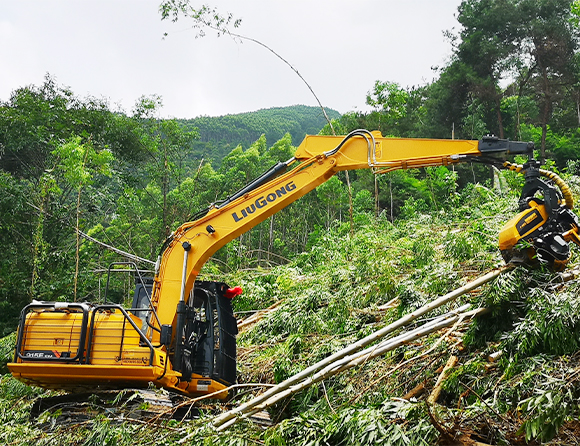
[2,0,580,444]
[180,105,341,163]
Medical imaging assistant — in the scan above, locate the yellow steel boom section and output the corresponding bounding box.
[149,132,484,336]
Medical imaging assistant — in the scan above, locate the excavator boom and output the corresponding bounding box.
[151,132,530,331]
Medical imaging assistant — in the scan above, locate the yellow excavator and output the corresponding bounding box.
[8,130,580,399]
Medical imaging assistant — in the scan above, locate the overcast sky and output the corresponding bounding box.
[1,0,463,119]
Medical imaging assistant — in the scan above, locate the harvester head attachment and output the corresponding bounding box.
[498,159,580,272]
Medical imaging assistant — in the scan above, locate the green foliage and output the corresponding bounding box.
[264,400,437,446]
[52,136,114,188]
[159,1,242,37]
[0,74,145,178]
[520,124,580,169]
[273,334,304,383]
[81,416,136,446]
[0,77,157,326]
[366,81,411,132]
[353,189,374,215]
[0,333,16,374]
[463,268,529,348]
[502,286,580,357]
[519,389,575,442]
[0,173,33,332]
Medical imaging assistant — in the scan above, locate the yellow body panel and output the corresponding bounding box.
[18,311,85,361]
[9,360,227,397]
[9,363,169,390]
[89,311,150,365]
[498,201,549,251]
[8,306,229,398]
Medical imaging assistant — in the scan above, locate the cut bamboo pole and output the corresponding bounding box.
[236,308,484,422]
[216,308,486,431]
[212,266,510,429]
[317,304,471,378]
[377,297,399,311]
[237,300,283,330]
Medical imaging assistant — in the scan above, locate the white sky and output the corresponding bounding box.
[1,0,463,119]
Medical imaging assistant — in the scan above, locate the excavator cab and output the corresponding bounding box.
[131,276,155,327]
[179,282,238,386]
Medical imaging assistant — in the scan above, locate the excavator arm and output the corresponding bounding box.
[9,130,573,398]
[151,131,532,330]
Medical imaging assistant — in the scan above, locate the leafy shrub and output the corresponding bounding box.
[518,389,575,442]
[264,400,437,446]
[502,288,580,357]
[444,233,476,262]
[0,333,15,374]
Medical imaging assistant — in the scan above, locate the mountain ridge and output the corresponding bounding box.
[179,104,341,163]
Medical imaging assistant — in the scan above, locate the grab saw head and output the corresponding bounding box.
[499,159,580,271]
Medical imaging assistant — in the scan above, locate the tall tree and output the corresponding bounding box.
[132,95,198,239]
[0,75,145,180]
[454,0,523,138]
[453,0,580,158]
[366,81,410,135]
[52,137,114,300]
[519,0,580,160]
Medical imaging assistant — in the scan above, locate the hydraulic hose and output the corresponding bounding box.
[503,161,574,209]
[540,168,574,209]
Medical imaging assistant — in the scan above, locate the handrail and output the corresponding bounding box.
[15,302,90,363]
[103,261,162,336]
[86,304,156,366]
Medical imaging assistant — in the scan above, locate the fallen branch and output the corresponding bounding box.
[237,300,283,330]
[150,383,276,426]
[350,314,469,405]
[402,382,426,400]
[459,381,510,424]
[77,230,156,266]
[376,297,399,311]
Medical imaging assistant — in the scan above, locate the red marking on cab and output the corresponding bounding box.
[224,286,243,299]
